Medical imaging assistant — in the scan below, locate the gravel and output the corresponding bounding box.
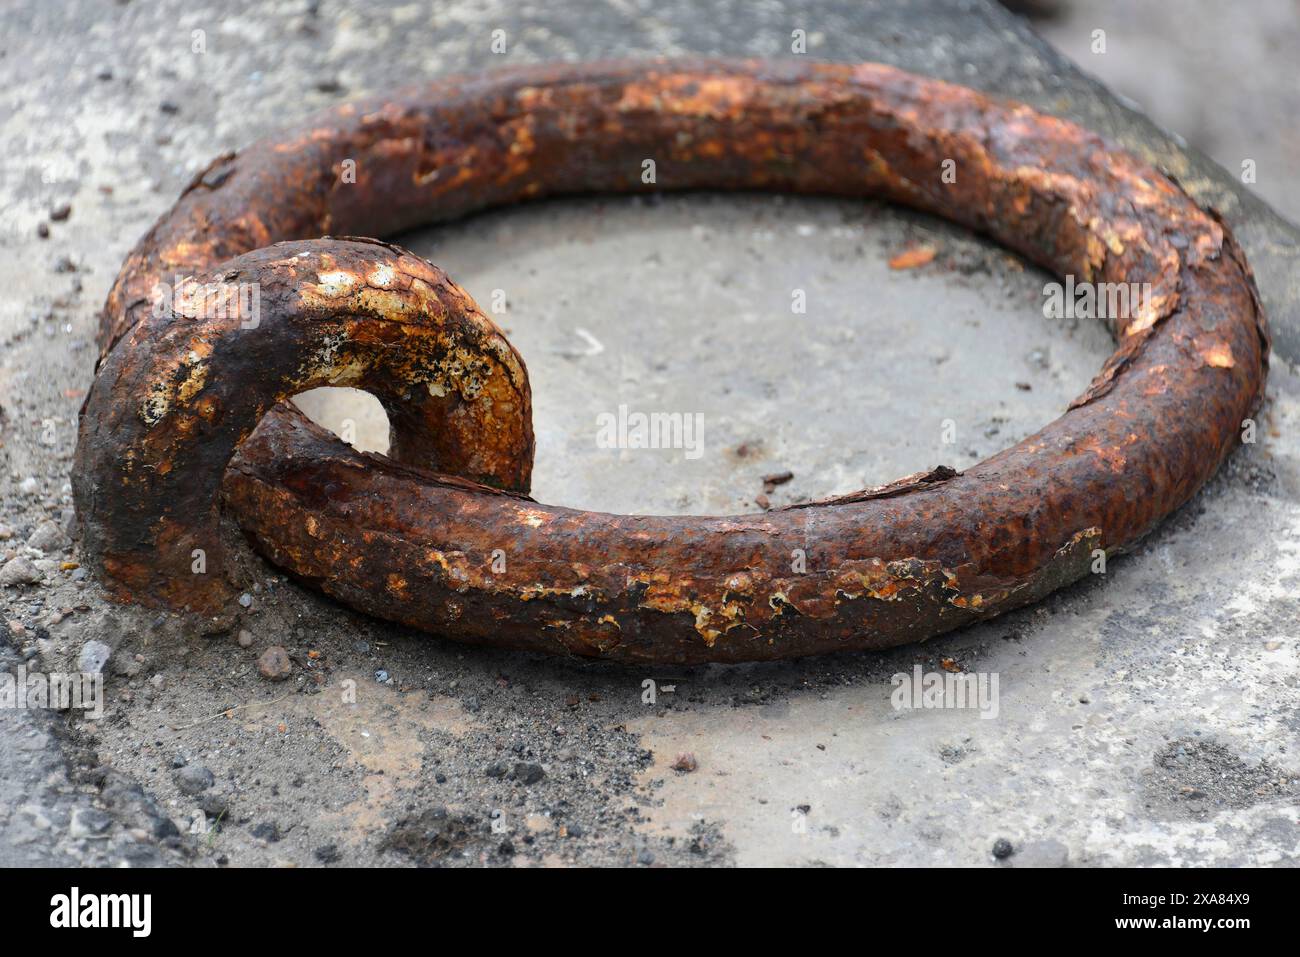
[26,519,69,553]
[257,646,292,681]
[77,640,112,675]
[175,765,215,796]
[0,556,43,587]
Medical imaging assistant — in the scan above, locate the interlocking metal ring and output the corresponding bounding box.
[73,59,1269,664]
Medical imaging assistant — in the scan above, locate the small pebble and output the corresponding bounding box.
[514,762,545,785]
[69,807,112,838]
[0,556,41,587]
[200,792,230,818]
[78,640,112,674]
[175,764,214,795]
[250,821,281,842]
[992,837,1015,859]
[27,520,69,554]
[257,645,292,681]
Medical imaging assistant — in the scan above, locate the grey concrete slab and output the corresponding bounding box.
[1,0,1296,867]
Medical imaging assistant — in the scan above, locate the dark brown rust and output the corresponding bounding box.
[75,59,1268,663]
[73,239,532,612]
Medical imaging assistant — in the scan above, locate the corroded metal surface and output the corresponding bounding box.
[74,59,1268,663]
[73,239,532,612]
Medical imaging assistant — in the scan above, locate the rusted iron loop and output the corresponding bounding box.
[74,59,1268,664]
[73,239,533,612]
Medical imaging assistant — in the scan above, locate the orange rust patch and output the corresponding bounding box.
[1199,340,1236,368]
[1078,436,1127,474]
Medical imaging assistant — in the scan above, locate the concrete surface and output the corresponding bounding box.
[1032,0,1300,224]
[1,0,1297,867]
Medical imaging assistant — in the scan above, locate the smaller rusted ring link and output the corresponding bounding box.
[73,240,533,613]
[73,59,1268,664]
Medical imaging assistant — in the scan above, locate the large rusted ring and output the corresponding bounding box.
[74,59,1268,663]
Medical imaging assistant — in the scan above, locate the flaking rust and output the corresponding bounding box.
[73,239,532,613]
[75,59,1267,663]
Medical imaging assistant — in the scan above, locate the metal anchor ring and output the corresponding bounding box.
[74,59,1269,664]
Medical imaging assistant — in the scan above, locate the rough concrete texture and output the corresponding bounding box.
[1033,0,1300,224]
[1,0,1297,867]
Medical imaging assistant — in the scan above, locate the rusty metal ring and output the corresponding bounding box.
[74,59,1268,664]
[73,238,533,611]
